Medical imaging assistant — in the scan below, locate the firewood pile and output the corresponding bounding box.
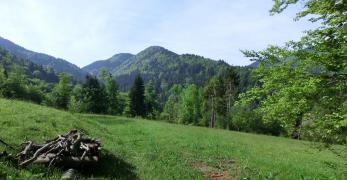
[17,130,101,167]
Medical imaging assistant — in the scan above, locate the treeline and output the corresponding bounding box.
[160,67,240,128]
[44,71,159,118]
[0,54,159,118]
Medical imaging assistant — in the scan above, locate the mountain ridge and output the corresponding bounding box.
[83,45,231,91]
[0,36,254,88]
[0,36,88,81]
[83,53,135,76]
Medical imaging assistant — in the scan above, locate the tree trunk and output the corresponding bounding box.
[210,96,214,128]
[292,113,303,139]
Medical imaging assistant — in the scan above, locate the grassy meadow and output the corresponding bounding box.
[0,98,346,179]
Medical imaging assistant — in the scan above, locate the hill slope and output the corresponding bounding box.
[0,98,346,179]
[83,53,135,76]
[83,46,230,90]
[0,47,59,83]
[0,36,88,82]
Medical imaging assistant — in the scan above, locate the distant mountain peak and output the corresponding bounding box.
[83,46,231,91]
[144,46,167,51]
[111,53,134,58]
[138,46,178,57]
[109,53,134,62]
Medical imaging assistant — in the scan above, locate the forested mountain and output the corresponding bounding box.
[83,53,134,75]
[0,36,88,82]
[0,47,58,83]
[83,46,231,91]
[247,61,260,68]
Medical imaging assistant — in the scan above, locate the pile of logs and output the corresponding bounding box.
[17,130,101,167]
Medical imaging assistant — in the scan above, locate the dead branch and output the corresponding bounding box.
[17,130,101,167]
[0,138,15,150]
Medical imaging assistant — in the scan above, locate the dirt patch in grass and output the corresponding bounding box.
[192,160,239,180]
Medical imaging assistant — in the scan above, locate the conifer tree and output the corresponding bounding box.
[82,75,107,114]
[129,75,145,117]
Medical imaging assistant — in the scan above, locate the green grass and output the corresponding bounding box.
[0,98,346,179]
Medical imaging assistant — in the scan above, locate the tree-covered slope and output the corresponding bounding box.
[0,98,346,179]
[83,53,134,76]
[83,46,231,90]
[0,47,58,83]
[0,36,88,82]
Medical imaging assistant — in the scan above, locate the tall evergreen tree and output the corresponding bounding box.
[129,75,145,117]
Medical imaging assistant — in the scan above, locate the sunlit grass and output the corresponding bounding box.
[0,98,346,179]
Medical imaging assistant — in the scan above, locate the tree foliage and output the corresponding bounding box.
[178,84,203,125]
[144,80,158,118]
[48,73,72,109]
[237,0,347,143]
[81,75,107,114]
[105,74,120,115]
[129,75,145,117]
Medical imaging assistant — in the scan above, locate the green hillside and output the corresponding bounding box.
[0,47,59,83]
[0,98,346,179]
[83,53,135,76]
[83,46,231,91]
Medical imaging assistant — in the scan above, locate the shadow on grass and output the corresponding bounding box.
[77,150,138,179]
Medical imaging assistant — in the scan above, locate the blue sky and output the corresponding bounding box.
[0,0,317,67]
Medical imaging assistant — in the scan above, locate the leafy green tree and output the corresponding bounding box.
[159,80,169,104]
[68,84,84,113]
[129,75,145,117]
[1,64,27,99]
[26,83,44,104]
[49,73,72,109]
[98,68,108,84]
[238,0,347,143]
[161,84,183,122]
[106,74,120,114]
[117,92,128,115]
[144,80,158,118]
[0,64,6,96]
[178,84,203,125]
